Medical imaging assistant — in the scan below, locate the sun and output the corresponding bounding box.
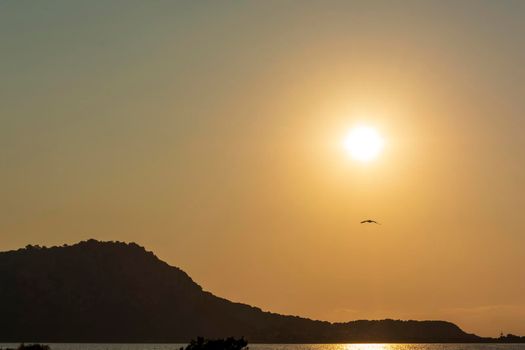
[343,125,385,162]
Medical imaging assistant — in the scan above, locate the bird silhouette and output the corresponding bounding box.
[360,219,380,225]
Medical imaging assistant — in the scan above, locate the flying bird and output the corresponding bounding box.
[360,219,380,225]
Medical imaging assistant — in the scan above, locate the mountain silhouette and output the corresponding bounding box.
[0,240,517,343]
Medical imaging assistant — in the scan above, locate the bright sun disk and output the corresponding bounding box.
[343,125,384,162]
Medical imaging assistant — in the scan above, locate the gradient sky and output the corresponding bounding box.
[1,0,525,337]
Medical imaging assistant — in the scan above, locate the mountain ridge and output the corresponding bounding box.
[0,240,521,343]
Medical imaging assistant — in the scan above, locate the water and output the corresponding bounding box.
[1,344,524,350]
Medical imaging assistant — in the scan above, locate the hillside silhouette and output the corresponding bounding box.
[0,240,517,343]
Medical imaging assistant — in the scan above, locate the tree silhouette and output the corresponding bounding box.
[181,337,248,350]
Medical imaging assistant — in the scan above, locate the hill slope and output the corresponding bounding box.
[0,240,483,343]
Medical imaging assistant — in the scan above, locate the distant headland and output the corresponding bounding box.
[0,240,523,343]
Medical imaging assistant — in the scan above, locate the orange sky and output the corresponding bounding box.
[1,1,525,336]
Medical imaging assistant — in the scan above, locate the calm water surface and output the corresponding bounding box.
[2,344,525,350]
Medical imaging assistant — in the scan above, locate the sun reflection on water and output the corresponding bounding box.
[300,344,426,350]
[344,345,392,350]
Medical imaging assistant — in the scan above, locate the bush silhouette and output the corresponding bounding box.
[1,345,51,350]
[181,337,248,350]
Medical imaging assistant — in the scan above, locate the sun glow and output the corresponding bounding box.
[343,125,385,162]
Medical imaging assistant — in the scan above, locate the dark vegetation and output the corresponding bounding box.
[0,240,522,343]
[181,337,248,350]
[1,344,50,350]
[497,333,525,343]
[0,338,249,350]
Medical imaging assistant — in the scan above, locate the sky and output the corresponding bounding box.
[1,0,525,337]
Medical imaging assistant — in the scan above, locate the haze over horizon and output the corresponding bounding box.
[1,1,524,337]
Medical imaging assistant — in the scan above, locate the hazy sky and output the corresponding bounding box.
[1,0,525,337]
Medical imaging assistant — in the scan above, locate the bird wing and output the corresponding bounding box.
[360,220,380,224]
